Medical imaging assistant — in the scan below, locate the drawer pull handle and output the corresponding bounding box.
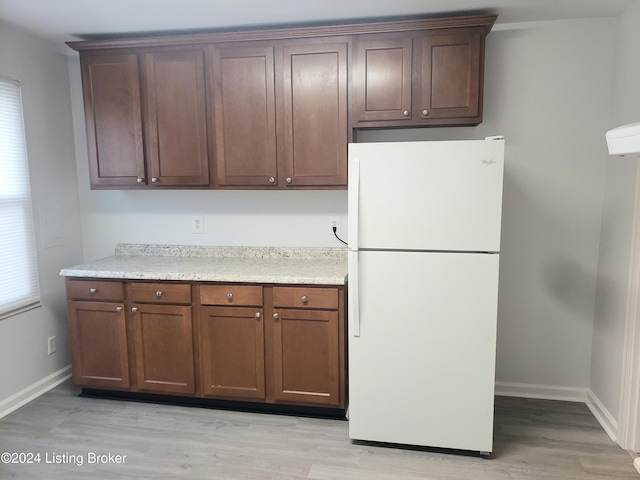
[89,288,97,294]
[227,293,233,300]
[273,313,279,320]
[131,307,138,313]
[301,295,308,304]
[115,306,122,312]
[255,312,261,319]
[156,291,163,297]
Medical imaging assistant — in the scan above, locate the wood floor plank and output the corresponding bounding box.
[0,382,636,479]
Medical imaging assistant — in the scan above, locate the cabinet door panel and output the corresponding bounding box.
[144,49,209,185]
[421,31,482,120]
[353,37,412,122]
[81,54,145,187]
[272,308,340,406]
[280,42,347,186]
[67,301,129,389]
[212,46,277,186]
[132,304,195,394]
[200,306,265,399]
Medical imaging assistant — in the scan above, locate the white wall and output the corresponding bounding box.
[358,18,616,396]
[0,21,84,413]
[67,55,348,261]
[65,16,622,409]
[591,0,640,428]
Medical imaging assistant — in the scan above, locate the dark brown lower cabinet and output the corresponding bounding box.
[272,308,340,406]
[131,304,195,395]
[65,279,345,411]
[200,306,266,400]
[67,300,130,389]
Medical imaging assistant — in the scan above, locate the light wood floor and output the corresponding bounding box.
[0,381,637,479]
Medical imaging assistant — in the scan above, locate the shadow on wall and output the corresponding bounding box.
[543,256,603,322]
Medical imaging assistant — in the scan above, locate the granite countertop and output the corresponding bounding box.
[59,244,348,285]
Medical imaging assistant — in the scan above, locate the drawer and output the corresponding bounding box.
[66,279,124,302]
[199,285,263,307]
[130,283,191,304]
[272,287,339,310]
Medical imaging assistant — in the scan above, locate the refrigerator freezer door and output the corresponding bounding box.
[348,139,504,253]
[348,250,499,452]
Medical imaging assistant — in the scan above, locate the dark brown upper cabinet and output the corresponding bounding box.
[210,44,278,187]
[352,26,488,128]
[211,39,348,188]
[79,48,209,189]
[80,53,146,188]
[142,48,210,187]
[69,14,496,190]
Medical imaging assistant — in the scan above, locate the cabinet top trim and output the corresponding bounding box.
[67,14,497,52]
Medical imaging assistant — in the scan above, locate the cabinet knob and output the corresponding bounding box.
[255,312,261,319]
[422,109,429,116]
[131,307,138,313]
[89,288,97,294]
[286,177,292,184]
[403,110,410,117]
[227,293,233,300]
[115,306,122,312]
[136,178,144,183]
[156,291,163,297]
[273,313,279,320]
[268,177,275,184]
[301,295,308,304]
[151,177,158,183]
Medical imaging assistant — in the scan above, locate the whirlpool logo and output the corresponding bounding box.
[481,159,497,166]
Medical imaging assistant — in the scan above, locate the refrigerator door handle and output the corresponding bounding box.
[347,157,359,251]
[348,250,360,337]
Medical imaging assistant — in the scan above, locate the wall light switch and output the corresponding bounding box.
[47,336,56,355]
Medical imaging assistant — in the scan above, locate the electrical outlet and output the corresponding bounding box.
[192,215,204,234]
[47,336,56,355]
[328,216,341,235]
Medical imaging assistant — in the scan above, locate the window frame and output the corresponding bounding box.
[0,76,41,320]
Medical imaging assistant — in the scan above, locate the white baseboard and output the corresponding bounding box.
[495,381,619,443]
[585,389,618,442]
[0,365,72,420]
[495,381,589,402]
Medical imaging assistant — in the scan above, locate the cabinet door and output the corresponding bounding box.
[272,308,340,406]
[132,304,195,394]
[352,36,412,122]
[211,45,278,187]
[200,306,265,400]
[279,42,348,186]
[67,301,129,389]
[143,49,210,186]
[420,31,482,121]
[80,54,145,187]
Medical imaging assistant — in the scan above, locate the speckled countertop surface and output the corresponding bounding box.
[59,244,348,285]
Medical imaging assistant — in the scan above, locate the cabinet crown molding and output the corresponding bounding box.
[67,14,498,51]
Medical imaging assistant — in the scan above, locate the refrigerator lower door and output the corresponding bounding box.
[348,250,499,453]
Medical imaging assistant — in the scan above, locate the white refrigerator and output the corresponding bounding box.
[347,137,505,455]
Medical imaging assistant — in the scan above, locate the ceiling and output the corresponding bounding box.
[0,0,637,44]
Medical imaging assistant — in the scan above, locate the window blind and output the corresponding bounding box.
[0,78,40,319]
